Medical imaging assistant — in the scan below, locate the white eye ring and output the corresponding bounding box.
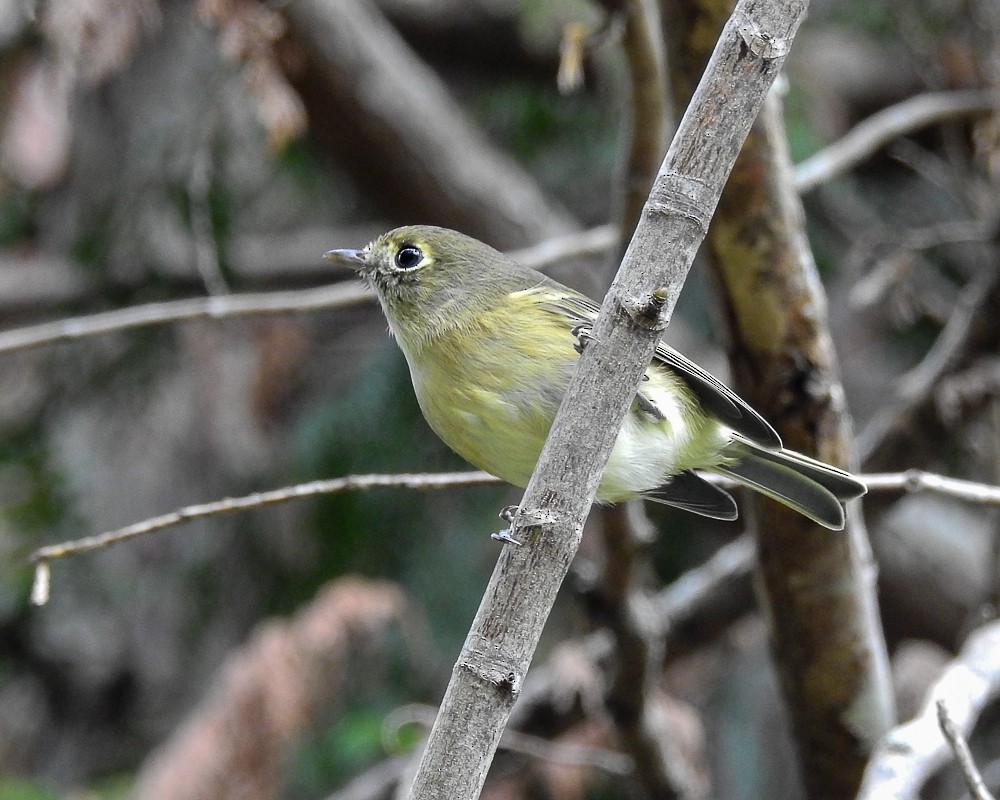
[394,245,424,271]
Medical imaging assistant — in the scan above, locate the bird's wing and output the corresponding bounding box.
[644,470,739,520]
[535,289,781,449]
[652,344,781,448]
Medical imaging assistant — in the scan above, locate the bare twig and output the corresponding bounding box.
[28,452,1000,608]
[889,138,972,202]
[795,90,995,193]
[28,470,498,605]
[499,724,633,778]
[0,283,371,356]
[385,704,633,776]
[937,700,997,800]
[508,223,616,276]
[611,0,668,252]
[857,620,1000,800]
[656,534,755,660]
[0,226,616,357]
[860,470,1000,506]
[324,755,412,800]
[593,506,707,798]
[894,270,998,399]
[848,221,996,310]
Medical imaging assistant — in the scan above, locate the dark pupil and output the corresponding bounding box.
[395,245,423,270]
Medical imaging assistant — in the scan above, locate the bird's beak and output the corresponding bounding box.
[323,248,367,270]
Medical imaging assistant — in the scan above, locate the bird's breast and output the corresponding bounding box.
[402,309,578,487]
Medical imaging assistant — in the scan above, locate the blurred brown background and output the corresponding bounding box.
[1,0,999,798]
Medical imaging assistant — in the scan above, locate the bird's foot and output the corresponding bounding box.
[492,505,523,546]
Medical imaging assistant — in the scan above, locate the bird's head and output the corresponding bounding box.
[325,225,526,341]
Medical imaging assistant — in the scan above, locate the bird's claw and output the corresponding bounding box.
[493,505,523,545]
[571,324,595,354]
[491,528,523,546]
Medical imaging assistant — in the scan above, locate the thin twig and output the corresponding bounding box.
[31,470,497,562]
[655,534,755,661]
[385,703,633,776]
[508,223,616,271]
[938,700,998,800]
[0,226,616,357]
[500,722,634,777]
[29,465,1000,605]
[0,283,372,356]
[795,89,995,193]
[324,755,412,800]
[894,270,998,400]
[859,470,1000,506]
[859,267,1000,471]
[848,221,995,310]
[28,470,498,605]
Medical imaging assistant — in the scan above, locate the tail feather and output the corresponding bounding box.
[740,441,867,501]
[712,440,866,530]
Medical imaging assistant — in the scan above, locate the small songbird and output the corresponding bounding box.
[325,225,866,530]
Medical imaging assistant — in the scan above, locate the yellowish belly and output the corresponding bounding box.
[398,305,728,501]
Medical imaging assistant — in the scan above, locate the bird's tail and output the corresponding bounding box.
[710,438,867,530]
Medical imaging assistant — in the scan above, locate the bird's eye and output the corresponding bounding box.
[394,245,424,270]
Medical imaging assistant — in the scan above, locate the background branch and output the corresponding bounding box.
[937,700,997,800]
[0,225,616,356]
[28,470,497,604]
[795,89,995,192]
[706,87,895,800]
[280,0,576,249]
[857,620,1000,800]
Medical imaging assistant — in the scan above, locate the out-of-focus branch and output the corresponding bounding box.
[794,90,995,192]
[848,221,996,311]
[386,703,633,776]
[0,226,616,357]
[0,283,371,357]
[655,534,755,661]
[324,755,411,800]
[187,128,229,295]
[859,265,1000,472]
[706,87,895,798]
[857,620,1000,800]
[280,0,577,249]
[593,505,708,799]
[611,0,669,245]
[132,577,414,800]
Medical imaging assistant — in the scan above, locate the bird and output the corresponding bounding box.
[325,225,866,530]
